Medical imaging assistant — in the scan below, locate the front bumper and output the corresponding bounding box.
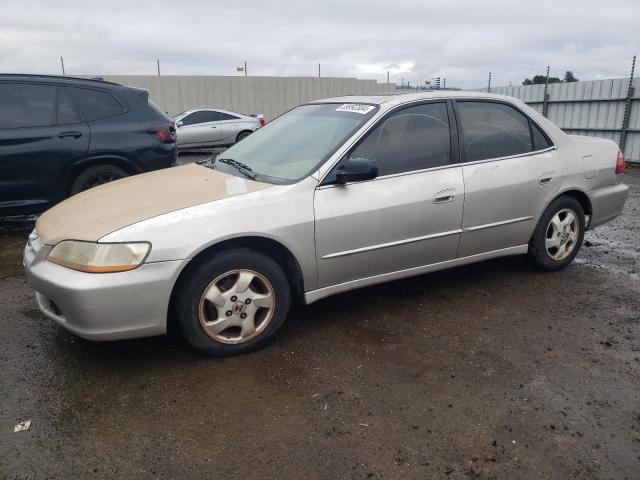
[24,232,187,341]
[587,182,629,229]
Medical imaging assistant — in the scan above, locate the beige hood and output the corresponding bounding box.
[36,163,272,245]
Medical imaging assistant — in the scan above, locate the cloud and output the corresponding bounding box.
[0,0,637,88]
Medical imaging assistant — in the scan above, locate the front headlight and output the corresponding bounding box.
[47,241,151,273]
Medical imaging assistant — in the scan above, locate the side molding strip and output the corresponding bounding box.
[463,216,533,231]
[321,229,463,259]
[321,216,533,260]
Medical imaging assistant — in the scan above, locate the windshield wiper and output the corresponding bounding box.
[216,158,256,180]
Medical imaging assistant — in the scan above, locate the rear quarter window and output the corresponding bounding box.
[531,122,552,150]
[72,88,125,121]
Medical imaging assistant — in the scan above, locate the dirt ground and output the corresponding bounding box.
[1,167,639,480]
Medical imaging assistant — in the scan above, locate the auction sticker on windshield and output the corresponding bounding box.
[335,104,375,114]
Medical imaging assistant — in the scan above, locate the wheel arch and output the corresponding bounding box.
[67,155,140,194]
[167,235,306,333]
[235,129,254,142]
[538,188,593,229]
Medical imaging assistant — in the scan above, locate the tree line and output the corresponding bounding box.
[523,70,578,85]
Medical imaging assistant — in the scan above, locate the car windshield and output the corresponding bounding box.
[213,103,378,183]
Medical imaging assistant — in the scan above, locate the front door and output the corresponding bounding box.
[314,101,464,288]
[454,100,561,257]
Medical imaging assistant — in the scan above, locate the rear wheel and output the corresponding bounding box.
[70,165,128,194]
[174,248,290,356]
[528,196,585,271]
[236,131,252,143]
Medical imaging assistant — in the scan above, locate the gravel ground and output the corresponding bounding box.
[0,166,638,480]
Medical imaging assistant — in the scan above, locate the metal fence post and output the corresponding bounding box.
[542,65,550,117]
[619,55,636,156]
[487,72,491,93]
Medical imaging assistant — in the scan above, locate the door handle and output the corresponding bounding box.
[211,126,218,129]
[434,189,456,204]
[539,171,554,185]
[58,131,82,139]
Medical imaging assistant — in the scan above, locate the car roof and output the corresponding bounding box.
[313,90,518,106]
[0,73,123,88]
[175,108,252,119]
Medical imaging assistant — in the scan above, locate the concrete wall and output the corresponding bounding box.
[100,75,396,121]
[475,78,640,163]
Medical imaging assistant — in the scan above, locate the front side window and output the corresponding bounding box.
[72,88,124,121]
[181,111,220,125]
[0,83,56,128]
[457,101,533,162]
[212,103,378,183]
[347,102,451,176]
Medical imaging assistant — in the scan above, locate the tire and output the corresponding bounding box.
[236,131,252,143]
[70,165,128,195]
[528,195,585,271]
[174,248,291,356]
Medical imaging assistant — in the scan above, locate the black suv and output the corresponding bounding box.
[0,74,177,216]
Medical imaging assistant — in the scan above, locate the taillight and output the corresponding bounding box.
[259,118,266,127]
[149,122,176,143]
[615,150,625,174]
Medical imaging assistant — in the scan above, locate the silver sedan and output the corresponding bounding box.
[24,91,629,356]
[174,108,263,148]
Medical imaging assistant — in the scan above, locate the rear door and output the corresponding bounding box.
[216,111,243,143]
[454,100,560,257]
[176,110,224,146]
[314,101,464,288]
[0,82,89,213]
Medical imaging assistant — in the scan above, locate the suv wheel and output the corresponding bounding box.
[71,165,128,194]
[174,248,291,356]
[528,195,585,271]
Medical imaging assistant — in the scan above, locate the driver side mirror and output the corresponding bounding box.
[334,157,378,184]
[176,120,184,127]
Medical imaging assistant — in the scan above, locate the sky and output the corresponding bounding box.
[1,0,638,89]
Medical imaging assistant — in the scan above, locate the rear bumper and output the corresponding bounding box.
[587,182,629,229]
[24,235,187,340]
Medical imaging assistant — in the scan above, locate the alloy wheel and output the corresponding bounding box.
[198,269,275,344]
[545,208,579,261]
[81,174,120,190]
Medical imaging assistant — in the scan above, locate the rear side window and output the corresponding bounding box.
[181,111,220,125]
[349,102,451,176]
[218,112,240,121]
[457,101,533,162]
[56,87,82,125]
[73,88,125,121]
[0,83,56,128]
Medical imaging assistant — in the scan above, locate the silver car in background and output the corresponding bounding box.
[24,91,629,356]
[174,108,263,148]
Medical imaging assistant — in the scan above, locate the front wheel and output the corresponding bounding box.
[528,195,585,271]
[174,248,291,356]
